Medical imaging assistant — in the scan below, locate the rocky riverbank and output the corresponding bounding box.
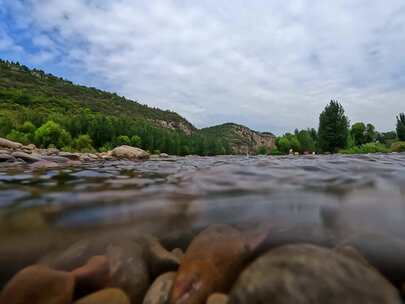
[0,137,160,169]
[1,224,404,304]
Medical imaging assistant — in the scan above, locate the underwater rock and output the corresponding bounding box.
[229,244,401,304]
[337,233,405,285]
[0,265,74,304]
[40,234,179,304]
[74,288,130,304]
[143,272,176,304]
[170,224,267,304]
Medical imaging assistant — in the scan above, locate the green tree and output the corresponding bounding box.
[115,135,131,146]
[351,122,366,146]
[130,135,141,147]
[365,123,376,143]
[276,136,291,154]
[318,100,349,153]
[72,134,95,152]
[34,121,72,149]
[297,130,316,153]
[397,113,405,141]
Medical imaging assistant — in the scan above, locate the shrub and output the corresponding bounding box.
[34,121,72,149]
[72,134,95,152]
[6,130,30,145]
[339,143,390,154]
[391,142,405,153]
[257,145,269,155]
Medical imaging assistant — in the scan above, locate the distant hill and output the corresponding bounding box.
[200,123,276,154]
[0,59,275,155]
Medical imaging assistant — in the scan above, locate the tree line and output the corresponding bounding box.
[272,100,405,155]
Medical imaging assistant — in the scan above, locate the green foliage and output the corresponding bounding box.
[130,135,141,147]
[396,113,405,141]
[34,121,72,149]
[296,130,316,153]
[318,100,349,153]
[256,145,269,155]
[339,143,390,154]
[72,134,95,152]
[365,123,376,143]
[6,130,30,145]
[391,142,405,152]
[351,122,366,145]
[377,131,397,146]
[114,135,131,147]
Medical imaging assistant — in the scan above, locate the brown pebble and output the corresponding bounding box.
[143,272,176,304]
[72,255,111,295]
[0,265,74,304]
[207,293,229,304]
[74,288,130,304]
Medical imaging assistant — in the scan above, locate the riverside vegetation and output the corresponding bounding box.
[1,59,404,157]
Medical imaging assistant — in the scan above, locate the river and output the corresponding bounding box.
[1,153,405,287]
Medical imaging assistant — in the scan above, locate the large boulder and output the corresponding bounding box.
[0,137,22,149]
[111,145,149,160]
[229,244,401,304]
[0,265,74,304]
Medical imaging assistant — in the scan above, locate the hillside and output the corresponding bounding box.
[200,123,276,154]
[0,59,275,155]
[0,60,194,134]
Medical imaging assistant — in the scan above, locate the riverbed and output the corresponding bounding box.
[1,153,405,287]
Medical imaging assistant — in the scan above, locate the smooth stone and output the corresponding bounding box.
[0,265,74,304]
[0,153,15,162]
[207,293,229,304]
[334,245,371,267]
[40,234,179,304]
[11,151,42,163]
[171,248,184,261]
[0,137,22,149]
[160,153,169,158]
[337,233,405,285]
[45,148,60,155]
[111,145,149,160]
[74,288,130,304]
[72,255,111,296]
[42,156,70,163]
[143,272,176,304]
[59,152,81,161]
[25,144,36,150]
[229,244,401,304]
[31,160,60,169]
[170,224,264,304]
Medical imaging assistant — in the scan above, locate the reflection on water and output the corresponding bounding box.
[0,154,405,283]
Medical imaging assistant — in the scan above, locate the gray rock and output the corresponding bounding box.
[40,234,180,304]
[0,153,15,162]
[42,156,70,163]
[111,145,149,160]
[11,151,42,163]
[31,160,60,169]
[0,137,22,149]
[59,152,81,161]
[160,153,169,158]
[143,272,176,304]
[229,244,401,304]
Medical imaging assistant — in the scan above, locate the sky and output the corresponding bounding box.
[0,0,405,135]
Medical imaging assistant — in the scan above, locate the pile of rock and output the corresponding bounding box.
[0,137,161,169]
[1,224,404,304]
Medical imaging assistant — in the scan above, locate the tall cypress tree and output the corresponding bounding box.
[318,100,349,153]
[396,113,405,141]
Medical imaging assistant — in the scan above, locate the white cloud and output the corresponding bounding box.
[2,0,405,134]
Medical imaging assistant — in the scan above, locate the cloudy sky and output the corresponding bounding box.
[1,0,404,134]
